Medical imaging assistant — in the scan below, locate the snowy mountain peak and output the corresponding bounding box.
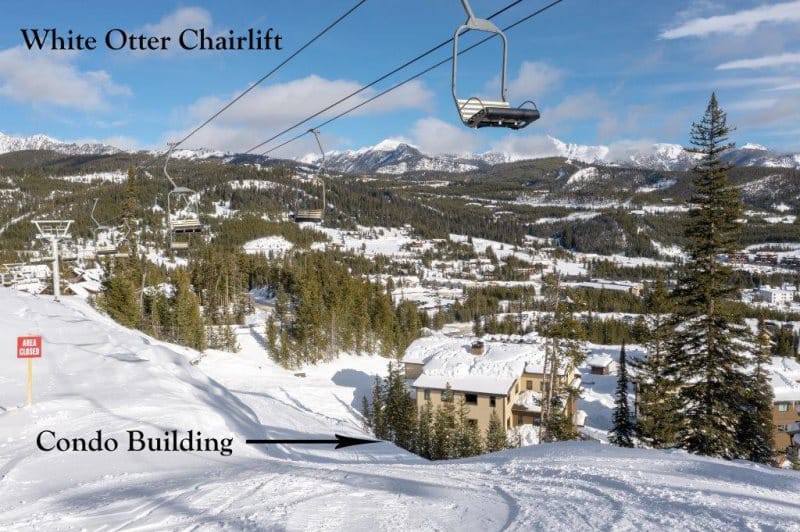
[0,131,121,156]
[742,142,768,151]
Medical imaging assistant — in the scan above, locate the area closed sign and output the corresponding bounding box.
[17,336,42,358]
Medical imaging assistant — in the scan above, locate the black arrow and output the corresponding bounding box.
[245,433,379,450]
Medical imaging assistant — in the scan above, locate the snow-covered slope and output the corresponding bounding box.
[0,131,120,156]
[2,288,799,530]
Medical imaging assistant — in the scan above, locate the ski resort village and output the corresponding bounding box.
[4,0,800,529]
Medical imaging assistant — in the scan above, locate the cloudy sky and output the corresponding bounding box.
[1,1,799,157]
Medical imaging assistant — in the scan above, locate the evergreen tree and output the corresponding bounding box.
[736,317,775,463]
[665,93,752,459]
[635,275,678,448]
[265,314,278,360]
[175,271,206,351]
[610,342,635,447]
[432,384,456,459]
[274,285,289,327]
[416,400,434,459]
[103,270,141,328]
[278,328,292,368]
[370,376,387,440]
[542,396,578,442]
[383,363,417,451]
[485,410,508,453]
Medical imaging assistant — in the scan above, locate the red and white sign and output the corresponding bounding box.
[17,336,42,359]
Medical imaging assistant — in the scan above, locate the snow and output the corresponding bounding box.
[636,178,677,193]
[534,211,600,225]
[50,171,126,184]
[767,356,800,401]
[312,225,423,258]
[243,235,294,257]
[566,166,601,185]
[3,289,800,530]
[743,143,769,151]
[405,334,571,395]
[586,353,614,369]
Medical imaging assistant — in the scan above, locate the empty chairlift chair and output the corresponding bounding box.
[90,198,119,256]
[293,129,326,224]
[452,0,541,130]
[163,146,204,250]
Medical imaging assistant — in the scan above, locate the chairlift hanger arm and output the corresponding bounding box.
[310,128,325,167]
[163,143,178,189]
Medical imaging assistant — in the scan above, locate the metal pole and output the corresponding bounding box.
[27,358,33,406]
[459,0,475,20]
[51,236,60,300]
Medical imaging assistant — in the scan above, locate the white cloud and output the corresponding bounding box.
[0,46,131,110]
[140,7,213,55]
[508,61,564,101]
[489,134,564,160]
[409,117,481,155]
[170,74,432,153]
[660,1,800,39]
[717,52,800,70]
[185,75,431,128]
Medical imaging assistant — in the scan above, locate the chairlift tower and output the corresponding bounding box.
[33,220,73,300]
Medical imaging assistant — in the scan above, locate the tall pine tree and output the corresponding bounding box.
[665,93,751,459]
[610,341,634,447]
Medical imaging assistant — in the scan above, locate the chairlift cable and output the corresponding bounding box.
[260,0,564,156]
[166,0,370,153]
[243,0,527,155]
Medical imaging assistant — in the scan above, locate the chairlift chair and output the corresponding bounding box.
[293,129,326,224]
[164,145,204,250]
[452,0,540,129]
[90,198,119,256]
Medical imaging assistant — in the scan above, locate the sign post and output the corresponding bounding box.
[17,336,42,406]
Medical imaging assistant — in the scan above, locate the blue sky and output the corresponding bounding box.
[1,1,799,158]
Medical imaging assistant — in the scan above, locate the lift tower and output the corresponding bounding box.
[33,220,73,300]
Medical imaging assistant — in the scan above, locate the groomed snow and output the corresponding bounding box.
[2,289,800,530]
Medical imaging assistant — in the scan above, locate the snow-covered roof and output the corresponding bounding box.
[767,356,800,402]
[586,353,614,368]
[406,334,564,395]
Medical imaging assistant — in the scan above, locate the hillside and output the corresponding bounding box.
[1,288,799,530]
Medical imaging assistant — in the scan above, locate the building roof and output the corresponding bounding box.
[404,334,562,395]
[767,357,800,402]
[586,353,614,369]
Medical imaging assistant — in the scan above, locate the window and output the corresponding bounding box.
[526,380,533,391]
[423,389,430,401]
[517,415,524,425]
[515,382,519,393]
[489,396,496,408]
[777,403,790,412]
[465,393,478,405]
[467,419,478,428]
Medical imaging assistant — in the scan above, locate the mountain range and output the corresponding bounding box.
[2,131,799,174]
